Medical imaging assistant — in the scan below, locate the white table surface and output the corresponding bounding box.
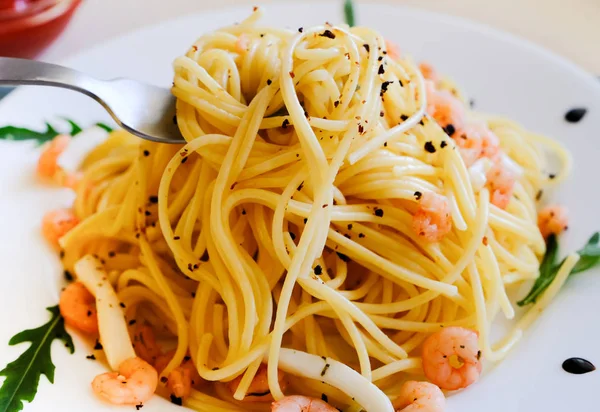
[42,0,600,74]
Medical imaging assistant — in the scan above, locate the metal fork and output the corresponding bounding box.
[0,57,184,144]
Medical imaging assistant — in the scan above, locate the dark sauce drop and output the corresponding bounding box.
[562,357,596,374]
[564,107,587,123]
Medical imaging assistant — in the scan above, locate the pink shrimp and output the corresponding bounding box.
[537,205,568,239]
[59,281,98,334]
[419,62,439,83]
[271,395,337,412]
[486,161,515,209]
[425,81,466,132]
[155,351,202,399]
[227,363,287,402]
[421,326,482,391]
[454,123,500,166]
[41,208,79,248]
[394,381,445,412]
[412,192,452,242]
[385,39,400,60]
[92,357,158,405]
[132,325,162,365]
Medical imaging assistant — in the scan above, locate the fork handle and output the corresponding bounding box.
[0,57,103,100]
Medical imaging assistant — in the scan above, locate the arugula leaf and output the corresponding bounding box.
[94,122,113,133]
[0,123,60,145]
[0,306,74,412]
[517,232,600,306]
[344,0,355,27]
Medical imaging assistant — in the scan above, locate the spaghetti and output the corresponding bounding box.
[51,7,575,411]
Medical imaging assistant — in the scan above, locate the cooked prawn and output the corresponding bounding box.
[59,281,98,334]
[227,363,287,402]
[418,62,438,83]
[425,81,465,132]
[271,395,337,412]
[538,205,568,239]
[412,192,452,242]
[454,123,500,166]
[394,381,445,412]
[41,208,79,248]
[421,326,482,391]
[486,161,515,209]
[132,325,161,365]
[155,351,202,399]
[92,356,158,405]
[37,134,70,180]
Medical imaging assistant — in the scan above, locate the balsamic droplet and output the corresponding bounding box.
[562,357,596,374]
[564,107,587,123]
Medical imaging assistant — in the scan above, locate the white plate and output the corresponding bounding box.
[1,2,599,411]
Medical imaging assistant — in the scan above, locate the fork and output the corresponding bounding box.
[0,57,184,144]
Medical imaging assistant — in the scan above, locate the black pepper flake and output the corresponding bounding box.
[414,191,422,200]
[129,319,137,325]
[94,340,103,350]
[64,270,74,282]
[282,119,290,129]
[174,236,181,240]
[378,64,385,75]
[321,393,328,403]
[297,181,304,191]
[424,141,436,153]
[358,233,365,238]
[170,395,183,406]
[374,207,384,217]
[86,354,96,360]
[565,107,587,123]
[119,302,126,308]
[440,141,448,149]
[143,150,150,157]
[400,114,409,121]
[320,363,331,376]
[267,79,272,85]
[298,27,304,33]
[181,157,188,164]
[314,265,323,275]
[444,124,456,136]
[136,403,144,410]
[319,29,336,39]
[334,100,340,108]
[336,252,349,262]
[536,190,543,201]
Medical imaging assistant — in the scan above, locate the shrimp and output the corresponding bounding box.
[538,205,568,239]
[155,351,202,399]
[486,161,515,209]
[421,326,482,391]
[425,81,465,132]
[227,363,287,402]
[385,39,400,60]
[454,123,500,166]
[271,395,337,412]
[92,356,158,405]
[394,381,445,412]
[42,208,79,248]
[418,62,439,83]
[59,281,98,334]
[132,325,161,364]
[37,134,70,180]
[412,192,452,242]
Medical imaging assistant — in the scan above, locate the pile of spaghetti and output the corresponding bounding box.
[42,8,576,412]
